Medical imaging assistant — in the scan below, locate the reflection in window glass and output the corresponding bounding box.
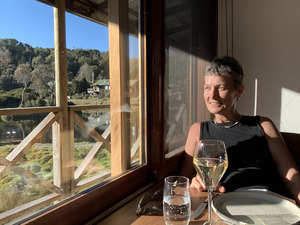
[165,0,193,156]
[65,13,111,192]
[0,114,53,212]
[127,0,141,166]
[128,35,140,165]
[108,0,143,177]
[65,0,143,189]
[164,0,216,157]
[64,0,145,190]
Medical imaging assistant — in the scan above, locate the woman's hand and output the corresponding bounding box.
[190,174,206,191]
[190,174,226,192]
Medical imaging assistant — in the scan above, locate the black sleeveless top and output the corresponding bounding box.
[200,115,289,196]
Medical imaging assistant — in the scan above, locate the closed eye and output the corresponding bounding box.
[218,85,226,90]
[204,85,211,90]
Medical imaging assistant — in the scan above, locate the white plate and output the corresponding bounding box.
[212,191,300,225]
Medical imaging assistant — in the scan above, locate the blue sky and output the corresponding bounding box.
[0,0,109,51]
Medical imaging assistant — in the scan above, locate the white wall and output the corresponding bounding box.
[224,0,300,132]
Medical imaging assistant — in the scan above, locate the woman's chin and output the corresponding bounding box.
[207,108,222,115]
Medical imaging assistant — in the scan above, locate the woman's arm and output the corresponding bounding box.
[179,122,200,180]
[260,116,300,204]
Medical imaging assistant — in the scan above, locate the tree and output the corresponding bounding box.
[0,75,19,91]
[0,48,13,74]
[31,53,55,105]
[0,48,12,66]
[78,78,90,93]
[13,62,32,107]
[0,38,112,105]
[99,51,109,79]
[77,62,92,83]
[70,78,90,94]
[129,57,139,79]
[31,63,55,105]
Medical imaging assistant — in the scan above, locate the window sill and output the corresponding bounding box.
[86,180,164,225]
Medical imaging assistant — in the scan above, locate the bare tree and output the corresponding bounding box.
[77,62,92,83]
[14,62,32,107]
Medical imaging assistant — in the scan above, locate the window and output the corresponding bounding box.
[164,0,217,157]
[0,0,217,224]
[0,0,146,224]
[0,0,55,108]
[0,0,57,221]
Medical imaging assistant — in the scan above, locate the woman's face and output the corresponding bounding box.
[203,74,243,116]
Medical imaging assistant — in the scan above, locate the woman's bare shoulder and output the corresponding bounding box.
[185,122,201,156]
[259,116,280,138]
[259,116,273,123]
[190,121,201,129]
[259,116,277,128]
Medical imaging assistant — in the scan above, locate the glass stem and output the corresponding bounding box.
[207,188,213,223]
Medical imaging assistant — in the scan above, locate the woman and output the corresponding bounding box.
[180,56,300,204]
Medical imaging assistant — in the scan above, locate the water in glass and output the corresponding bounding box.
[163,176,191,225]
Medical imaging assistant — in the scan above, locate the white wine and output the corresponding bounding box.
[193,158,228,189]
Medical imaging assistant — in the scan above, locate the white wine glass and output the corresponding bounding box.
[193,140,228,225]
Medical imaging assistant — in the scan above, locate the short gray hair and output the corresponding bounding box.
[205,56,244,89]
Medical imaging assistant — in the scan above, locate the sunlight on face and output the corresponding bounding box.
[203,74,239,115]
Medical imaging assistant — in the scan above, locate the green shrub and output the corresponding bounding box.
[0,95,20,108]
[0,142,112,212]
[0,88,39,108]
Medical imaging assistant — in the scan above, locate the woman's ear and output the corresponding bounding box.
[236,84,244,98]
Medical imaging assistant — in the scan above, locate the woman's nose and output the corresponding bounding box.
[208,87,218,98]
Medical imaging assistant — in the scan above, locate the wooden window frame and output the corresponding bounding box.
[0,0,217,224]
[18,0,158,224]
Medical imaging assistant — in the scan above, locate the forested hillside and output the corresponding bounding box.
[0,38,109,108]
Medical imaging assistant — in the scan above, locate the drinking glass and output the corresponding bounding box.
[163,176,191,225]
[193,140,228,225]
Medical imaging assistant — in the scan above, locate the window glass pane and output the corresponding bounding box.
[66,0,144,189]
[0,113,54,212]
[128,0,142,166]
[0,0,145,223]
[165,0,193,156]
[66,12,109,105]
[0,0,55,108]
[0,0,57,223]
[109,0,144,177]
[65,12,111,193]
[164,0,213,157]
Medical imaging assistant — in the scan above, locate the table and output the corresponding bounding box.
[131,188,221,225]
[92,180,299,225]
[95,182,221,225]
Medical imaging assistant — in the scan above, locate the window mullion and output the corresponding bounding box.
[108,0,131,176]
[54,0,73,196]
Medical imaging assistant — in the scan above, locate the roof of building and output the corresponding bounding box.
[92,79,110,86]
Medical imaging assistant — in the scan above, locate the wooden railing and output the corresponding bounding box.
[0,100,186,223]
[69,105,112,191]
[0,105,112,224]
